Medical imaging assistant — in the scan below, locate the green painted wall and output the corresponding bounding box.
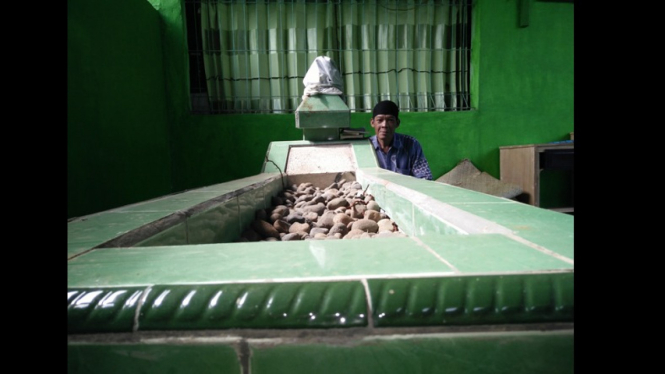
[67,0,173,218]
[472,0,574,176]
[67,0,573,219]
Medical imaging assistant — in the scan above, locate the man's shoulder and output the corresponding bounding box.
[395,133,422,147]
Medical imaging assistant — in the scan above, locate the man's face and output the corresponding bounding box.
[370,114,400,144]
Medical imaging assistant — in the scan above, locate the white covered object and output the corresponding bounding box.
[302,56,344,98]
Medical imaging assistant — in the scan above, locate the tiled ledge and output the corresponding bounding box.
[68,271,572,334]
[68,327,574,374]
[68,140,573,334]
[67,173,283,259]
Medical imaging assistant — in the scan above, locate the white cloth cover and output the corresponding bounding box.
[302,56,344,98]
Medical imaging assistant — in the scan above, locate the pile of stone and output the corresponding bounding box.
[238,179,407,241]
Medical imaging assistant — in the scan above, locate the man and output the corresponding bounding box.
[368,100,433,180]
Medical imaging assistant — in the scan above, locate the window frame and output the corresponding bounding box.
[185,0,473,114]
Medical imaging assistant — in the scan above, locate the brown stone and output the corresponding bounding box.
[367,201,381,212]
[377,218,395,232]
[327,197,349,210]
[351,219,379,233]
[333,213,353,225]
[273,219,291,233]
[282,233,302,241]
[301,202,326,216]
[251,219,281,239]
[329,222,349,236]
[364,210,382,222]
[343,229,366,239]
[289,222,311,234]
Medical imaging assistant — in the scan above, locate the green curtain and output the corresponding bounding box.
[201,0,471,113]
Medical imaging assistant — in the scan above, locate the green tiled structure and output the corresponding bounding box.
[68,140,573,374]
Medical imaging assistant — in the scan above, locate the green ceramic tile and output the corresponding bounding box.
[263,141,312,173]
[217,198,243,243]
[360,167,435,189]
[412,204,465,236]
[68,343,241,374]
[134,221,188,247]
[363,176,386,204]
[367,274,573,327]
[369,277,469,326]
[371,277,451,325]
[465,276,495,316]
[137,281,367,330]
[449,202,574,260]
[418,234,573,273]
[359,167,410,183]
[247,174,284,190]
[264,177,285,205]
[249,330,573,374]
[384,174,432,191]
[351,141,378,168]
[237,188,261,234]
[68,241,99,259]
[495,275,526,315]
[361,172,519,236]
[358,169,572,262]
[67,140,574,334]
[438,276,466,319]
[398,178,512,203]
[68,287,145,333]
[67,238,451,288]
[375,187,414,236]
[68,211,170,246]
[552,272,574,314]
[524,276,555,314]
[186,198,240,244]
[188,180,245,193]
[259,180,275,210]
[112,191,225,213]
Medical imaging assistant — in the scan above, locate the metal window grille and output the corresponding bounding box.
[185,0,472,114]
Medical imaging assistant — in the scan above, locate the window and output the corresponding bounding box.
[185,0,472,114]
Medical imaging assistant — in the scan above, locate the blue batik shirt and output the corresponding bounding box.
[369,133,433,180]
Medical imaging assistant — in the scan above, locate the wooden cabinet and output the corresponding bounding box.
[499,142,574,213]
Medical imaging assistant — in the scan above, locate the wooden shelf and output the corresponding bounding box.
[549,207,574,213]
[500,142,573,210]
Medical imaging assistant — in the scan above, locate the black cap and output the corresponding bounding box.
[372,100,399,119]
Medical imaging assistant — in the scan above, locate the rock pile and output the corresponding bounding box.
[237,179,407,241]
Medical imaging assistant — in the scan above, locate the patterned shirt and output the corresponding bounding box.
[369,133,433,180]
